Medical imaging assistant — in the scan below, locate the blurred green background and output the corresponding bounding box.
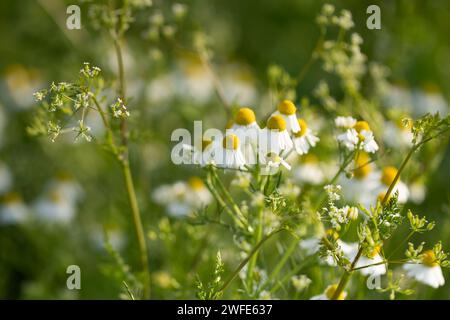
[0,0,449,299]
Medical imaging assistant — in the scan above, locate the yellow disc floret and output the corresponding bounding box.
[294,118,308,137]
[188,176,205,190]
[266,115,287,131]
[222,134,240,150]
[366,245,382,259]
[353,120,371,133]
[381,166,398,186]
[235,108,256,126]
[202,139,212,151]
[2,192,22,204]
[277,100,297,115]
[353,152,371,179]
[421,250,438,267]
[325,284,346,300]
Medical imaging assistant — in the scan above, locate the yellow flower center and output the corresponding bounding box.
[366,245,381,259]
[377,192,388,203]
[325,284,346,300]
[202,139,212,151]
[188,176,205,190]
[2,192,22,204]
[325,229,339,240]
[353,121,371,133]
[381,166,398,186]
[421,250,438,267]
[353,152,371,179]
[49,190,62,203]
[266,115,287,131]
[235,107,256,126]
[56,171,74,182]
[294,118,308,137]
[302,154,318,164]
[222,134,240,150]
[277,100,297,115]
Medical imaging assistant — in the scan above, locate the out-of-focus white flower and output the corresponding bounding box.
[177,55,213,104]
[412,85,449,117]
[343,243,387,277]
[339,152,380,207]
[222,66,257,106]
[259,115,293,158]
[292,118,319,155]
[403,250,445,288]
[0,162,12,195]
[311,284,347,300]
[277,179,300,198]
[48,172,83,204]
[91,224,126,251]
[335,116,356,129]
[152,177,212,217]
[146,73,176,104]
[383,83,412,112]
[373,166,409,204]
[181,138,215,166]
[231,108,260,164]
[337,120,379,153]
[260,152,291,176]
[3,64,42,109]
[210,134,247,170]
[272,100,300,133]
[409,181,426,204]
[34,190,76,224]
[383,119,413,149]
[0,193,29,225]
[293,154,325,185]
[291,275,311,292]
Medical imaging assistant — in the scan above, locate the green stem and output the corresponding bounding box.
[331,142,421,300]
[121,160,151,299]
[217,229,285,296]
[246,207,264,289]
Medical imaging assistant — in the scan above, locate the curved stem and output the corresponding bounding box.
[217,229,285,296]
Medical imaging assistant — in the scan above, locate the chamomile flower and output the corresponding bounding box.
[210,134,247,169]
[403,250,445,288]
[339,152,379,207]
[374,166,409,204]
[152,177,212,217]
[48,172,83,204]
[34,190,76,224]
[182,138,214,166]
[177,55,213,104]
[337,120,379,153]
[311,284,347,300]
[91,224,126,251]
[272,100,300,133]
[3,64,42,109]
[231,107,260,164]
[344,243,387,276]
[383,118,413,149]
[412,85,449,117]
[0,192,29,225]
[335,116,357,129]
[222,66,257,106]
[259,115,293,159]
[292,118,319,155]
[293,154,325,185]
[260,152,291,175]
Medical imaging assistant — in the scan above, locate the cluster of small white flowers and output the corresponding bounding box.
[181,101,319,174]
[110,98,130,119]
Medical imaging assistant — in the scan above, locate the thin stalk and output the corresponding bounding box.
[246,207,264,289]
[217,229,285,296]
[121,160,151,299]
[331,142,421,300]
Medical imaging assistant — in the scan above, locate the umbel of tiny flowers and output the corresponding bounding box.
[336,117,379,153]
